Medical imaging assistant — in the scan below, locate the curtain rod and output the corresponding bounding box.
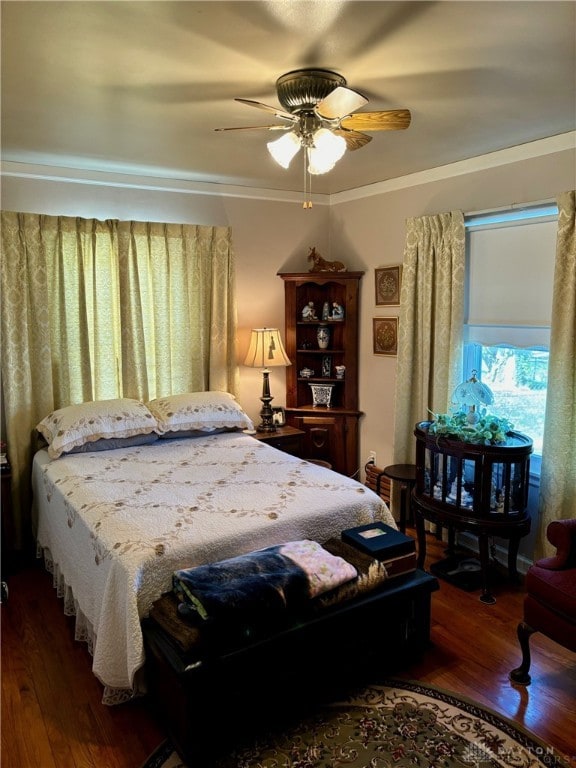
[464,197,556,218]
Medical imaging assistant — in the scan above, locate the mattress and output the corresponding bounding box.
[32,431,394,703]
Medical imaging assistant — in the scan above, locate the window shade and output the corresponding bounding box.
[465,217,557,347]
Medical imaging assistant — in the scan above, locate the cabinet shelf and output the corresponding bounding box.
[297,349,345,355]
[298,377,342,383]
[289,405,361,415]
[297,320,345,326]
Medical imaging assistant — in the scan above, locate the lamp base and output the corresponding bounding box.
[256,422,277,433]
[256,369,277,433]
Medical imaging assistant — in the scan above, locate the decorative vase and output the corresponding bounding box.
[309,383,335,408]
[317,324,330,349]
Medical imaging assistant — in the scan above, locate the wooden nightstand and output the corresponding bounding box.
[251,425,305,457]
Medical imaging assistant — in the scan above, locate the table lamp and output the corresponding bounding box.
[451,370,494,424]
[244,328,291,432]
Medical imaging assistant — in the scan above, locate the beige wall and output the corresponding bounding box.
[2,141,574,477]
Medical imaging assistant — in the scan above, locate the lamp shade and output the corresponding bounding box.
[267,132,301,169]
[307,128,346,175]
[244,328,291,369]
[451,371,494,408]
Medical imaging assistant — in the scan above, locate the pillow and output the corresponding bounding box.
[64,432,159,454]
[147,391,254,435]
[36,398,157,459]
[157,427,237,440]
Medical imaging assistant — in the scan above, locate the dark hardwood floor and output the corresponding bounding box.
[2,529,575,768]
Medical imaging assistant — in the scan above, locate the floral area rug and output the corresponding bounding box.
[142,678,570,768]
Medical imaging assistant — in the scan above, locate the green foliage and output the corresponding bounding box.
[513,349,549,390]
[428,411,514,445]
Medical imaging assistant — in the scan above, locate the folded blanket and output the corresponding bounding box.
[173,539,357,624]
[149,538,388,657]
[317,538,389,607]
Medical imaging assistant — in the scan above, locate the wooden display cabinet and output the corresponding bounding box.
[279,271,363,476]
[412,420,533,603]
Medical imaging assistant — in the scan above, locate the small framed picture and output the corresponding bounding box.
[272,406,286,426]
[373,317,398,356]
[375,265,402,306]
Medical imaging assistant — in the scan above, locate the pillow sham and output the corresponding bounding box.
[36,398,157,459]
[147,391,254,435]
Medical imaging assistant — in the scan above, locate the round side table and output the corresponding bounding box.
[382,464,417,533]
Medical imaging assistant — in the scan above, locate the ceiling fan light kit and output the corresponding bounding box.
[267,131,301,168]
[218,68,411,206]
[268,126,346,174]
[307,129,346,174]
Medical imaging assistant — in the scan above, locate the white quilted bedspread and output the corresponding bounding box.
[32,432,394,702]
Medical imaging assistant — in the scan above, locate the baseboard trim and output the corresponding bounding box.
[456,532,533,577]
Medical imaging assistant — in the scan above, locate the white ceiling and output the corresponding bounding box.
[1,0,575,195]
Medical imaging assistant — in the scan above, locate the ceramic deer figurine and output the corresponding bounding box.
[307,247,347,272]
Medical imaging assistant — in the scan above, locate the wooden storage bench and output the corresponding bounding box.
[142,569,438,765]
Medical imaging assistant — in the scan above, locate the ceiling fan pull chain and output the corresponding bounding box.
[302,151,308,208]
[303,150,312,209]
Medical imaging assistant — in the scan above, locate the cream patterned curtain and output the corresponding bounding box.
[393,211,466,464]
[0,212,238,550]
[536,191,576,557]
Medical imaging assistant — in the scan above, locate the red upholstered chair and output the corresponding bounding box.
[510,519,576,685]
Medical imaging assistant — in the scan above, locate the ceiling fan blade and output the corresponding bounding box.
[340,109,411,132]
[333,129,372,151]
[316,86,368,119]
[214,125,291,131]
[235,98,296,122]
[214,124,291,132]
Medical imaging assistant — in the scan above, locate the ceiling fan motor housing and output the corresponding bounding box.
[276,69,346,113]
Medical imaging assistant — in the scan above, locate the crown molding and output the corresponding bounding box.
[2,132,574,206]
[0,161,330,206]
[331,132,576,204]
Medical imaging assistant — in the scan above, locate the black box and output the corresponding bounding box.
[342,522,415,560]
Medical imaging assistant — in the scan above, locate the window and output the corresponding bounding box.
[463,204,558,464]
[463,344,549,456]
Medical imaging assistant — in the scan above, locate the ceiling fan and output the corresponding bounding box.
[215,69,411,198]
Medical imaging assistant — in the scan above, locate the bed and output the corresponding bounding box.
[31,393,394,705]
